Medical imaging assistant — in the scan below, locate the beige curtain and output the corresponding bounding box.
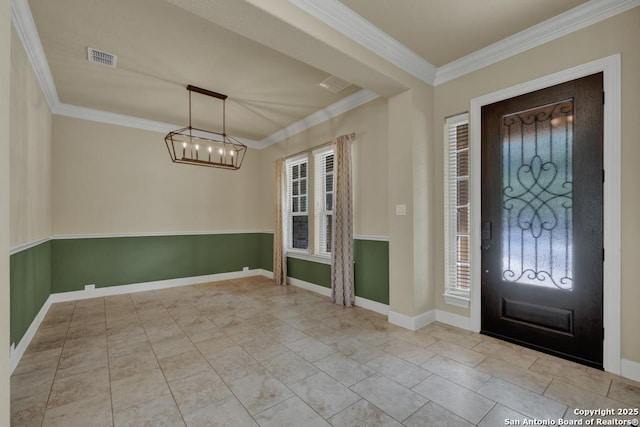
[273,158,287,286]
[331,133,355,306]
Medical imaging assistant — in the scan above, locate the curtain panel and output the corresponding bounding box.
[331,133,355,306]
[273,157,287,286]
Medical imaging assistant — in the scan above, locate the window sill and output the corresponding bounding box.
[443,292,470,309]
[286,251,332,265]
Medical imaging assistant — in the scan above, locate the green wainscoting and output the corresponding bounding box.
[51,233,267,293]
[258,233,274,272]
[282,239,389,304]
[10,241,51,345]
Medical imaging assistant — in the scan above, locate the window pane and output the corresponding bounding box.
[456,124,469,150]
[300,163,307,177]
[292,181,299,196]
[457,236,469,262]
[325,174,333,192]
[300,196,307,212]
[292,216,308,249]
[326,155,334,172]
[457,207,469,234]
[325,214,332,253]
[292,197,299,213]
[326,194,332,211]
[457,151,469,177]
[457,179,469,206]
[300,179,306,194]
[292,164,298,179]
[456,264,470,290]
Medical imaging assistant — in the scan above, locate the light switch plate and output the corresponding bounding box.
[395,204,407,216]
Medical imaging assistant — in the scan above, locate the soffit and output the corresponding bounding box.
[28,0,360,141]
[339,0,587,67]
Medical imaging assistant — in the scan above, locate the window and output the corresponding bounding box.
[314,148,334,256]
[286,156,308,250]
[444,114,470,306]
[284,147,336,259]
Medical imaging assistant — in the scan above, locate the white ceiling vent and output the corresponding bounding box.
[87,47,117,68]
[317,75,351,93]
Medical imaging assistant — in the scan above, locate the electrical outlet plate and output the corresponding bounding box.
[84,284,96,290]
[395,204,407,216]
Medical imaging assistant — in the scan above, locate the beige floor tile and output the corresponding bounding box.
[183,394,257,427]
[478,377,567,420]
[413,374,495,424]
[404,401,475,427]
[544,379,626,410]
[169,369,232,414]
[472,339,538,369]
[108,347,160,380]
[193,335,238,360]
[476,355,552,394]
[422,355,491,391]
[609,379,640,406]
[285,336,336,362]
[13,347,62,376]
[10,391,48,427]
[56,348,108,378]
[150,333,196,359]
[42,392,113,427]
[289,372,360,418]
[427,340,487,367]
[366,353,431,388]
[113,394,185,427]
[379,338,436,365]
[349,373,428,422]
[65,320,106,341]
[254,396,330,427]
[313,352,376,387]
[241,336,288,361]
[47,366,110,409]
[532,356,612,395]
[11,367,57,401]
[158,348,211,382]
[61,334,107,356]
[207,346,266,382]
[429,326,484,349]
[333,337,385,364]
[227,371,293,415]
[261,350,319,385]
[110,368,170,412]
[478,404,531,427]
[328,399,403,427]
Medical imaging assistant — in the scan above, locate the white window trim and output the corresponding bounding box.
[444,113,470,307]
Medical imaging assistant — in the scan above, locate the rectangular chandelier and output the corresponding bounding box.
[165,85,247,170]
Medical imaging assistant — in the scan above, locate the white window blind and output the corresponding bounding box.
[286,156,309,250]
[445,114,470,298]
[314,148,334,256]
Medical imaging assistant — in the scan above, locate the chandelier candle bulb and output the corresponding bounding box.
[182,142,186,158]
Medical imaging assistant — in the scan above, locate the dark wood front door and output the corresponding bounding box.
[480,72,604,369]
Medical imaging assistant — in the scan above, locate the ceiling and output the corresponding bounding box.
[25,0,593,145]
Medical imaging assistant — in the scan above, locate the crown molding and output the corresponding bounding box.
[11,0,59,110]
[434,0,640,85]
[258,89,379,147]
[289,0,437,85]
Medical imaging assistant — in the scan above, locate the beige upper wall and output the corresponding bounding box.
[52,116,265,235]
[1,0,13,422]
[10,27,52,248]
[258,97,388,238]
[433,8,640,361]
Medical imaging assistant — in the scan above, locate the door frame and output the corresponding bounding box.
[469,54,621,374]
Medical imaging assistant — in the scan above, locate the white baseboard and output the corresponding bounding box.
[286,276,390,316]
[388,309,436,331]
[10,268,263,373]
[10,296,53,374]
[436,309,472,331]
[287,277,332,297]
[621,358,640,382]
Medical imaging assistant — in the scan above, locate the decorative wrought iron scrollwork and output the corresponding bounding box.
[502,101,574,290]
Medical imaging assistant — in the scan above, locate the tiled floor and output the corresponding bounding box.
[10,276,640,426]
